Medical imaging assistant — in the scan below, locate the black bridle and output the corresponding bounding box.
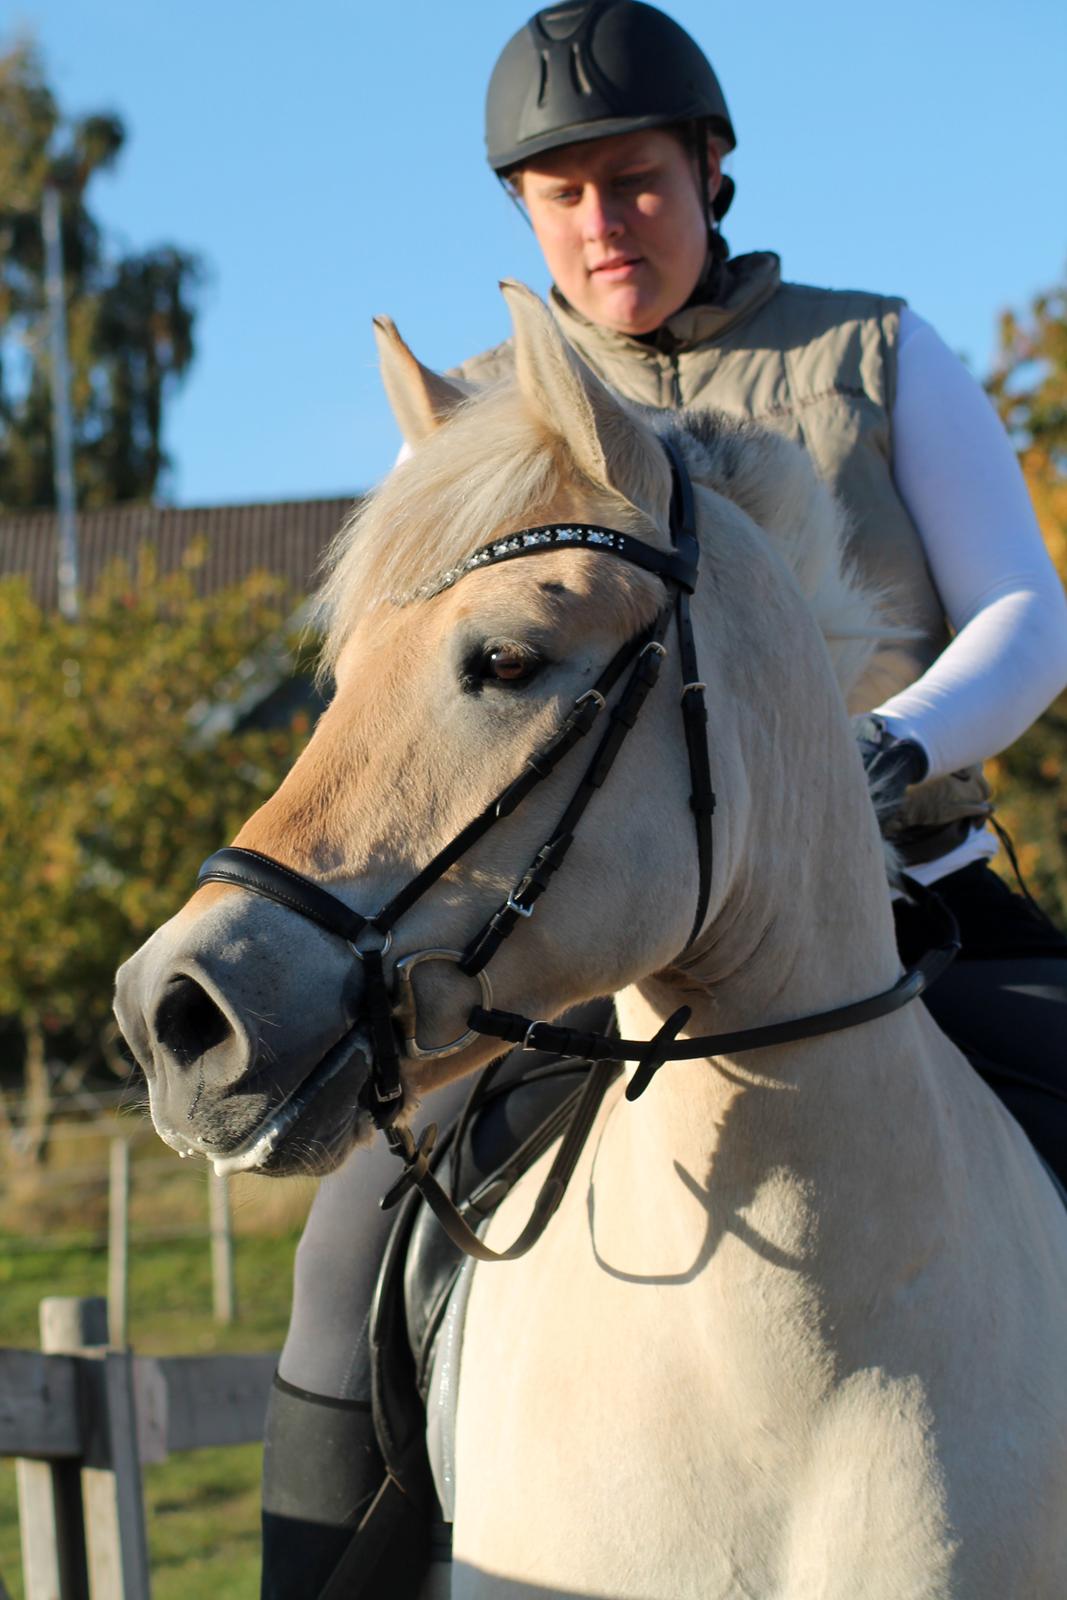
[196,440,959,1262]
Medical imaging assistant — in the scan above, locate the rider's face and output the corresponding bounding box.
[517,128,720,336]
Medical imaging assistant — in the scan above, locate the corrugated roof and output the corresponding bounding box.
[0,496,357,608]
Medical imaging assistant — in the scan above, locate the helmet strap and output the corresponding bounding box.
[498,172,534,233]
[686,122,728,298]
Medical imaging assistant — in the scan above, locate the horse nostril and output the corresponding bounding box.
[154,975,233,1068]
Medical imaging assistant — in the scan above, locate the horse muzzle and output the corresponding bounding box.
[113,909,380,1175]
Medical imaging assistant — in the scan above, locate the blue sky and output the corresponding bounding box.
[10,0,1067,506]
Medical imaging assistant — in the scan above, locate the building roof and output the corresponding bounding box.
[0,495,356,608]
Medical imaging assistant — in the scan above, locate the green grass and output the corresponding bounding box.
[0,1225,307,1598]
[0,1227,302,1353]
[146,1444,263,1600]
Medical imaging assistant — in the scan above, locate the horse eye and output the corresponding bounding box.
[483,645,538,684]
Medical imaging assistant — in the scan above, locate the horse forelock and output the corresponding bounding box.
[316,385,666,676]
[317,379,893,714]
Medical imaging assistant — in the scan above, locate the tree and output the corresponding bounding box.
[0,41,202,509]
[985,277,1067,921]
[0,557,314,1165]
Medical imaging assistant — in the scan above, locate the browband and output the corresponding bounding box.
[410,523,699,601]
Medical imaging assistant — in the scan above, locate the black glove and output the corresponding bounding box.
[853,714,929,836]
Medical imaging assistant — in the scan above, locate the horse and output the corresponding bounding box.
[114,282,1067,1599]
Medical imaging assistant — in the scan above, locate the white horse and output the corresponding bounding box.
[115,283,1067,1599]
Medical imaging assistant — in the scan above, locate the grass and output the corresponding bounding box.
[0,1121,319,1599]
[146,1445,264,1600]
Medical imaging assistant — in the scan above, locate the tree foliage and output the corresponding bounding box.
[0,41,202,509]
[986,277,1067,920]
[0,557,314,1106]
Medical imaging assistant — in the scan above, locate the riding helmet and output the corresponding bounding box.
[485,0,736,217]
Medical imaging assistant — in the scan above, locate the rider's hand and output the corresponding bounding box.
[853,714,929,835]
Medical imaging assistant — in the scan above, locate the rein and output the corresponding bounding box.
[196,439,959,1264]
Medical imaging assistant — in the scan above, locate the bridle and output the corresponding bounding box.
[196,438,959,1262]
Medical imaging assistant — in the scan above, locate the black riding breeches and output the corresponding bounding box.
[895,861,1067,1182]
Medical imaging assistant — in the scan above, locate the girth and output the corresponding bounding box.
[196,436,959,1264]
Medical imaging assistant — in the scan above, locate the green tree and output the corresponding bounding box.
[0,40,202,509]
[0,557,314,1163]
[986,277,1067,921]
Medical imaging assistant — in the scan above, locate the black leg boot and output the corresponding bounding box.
[261,1376,384,1600]
[261,1374,433,1600]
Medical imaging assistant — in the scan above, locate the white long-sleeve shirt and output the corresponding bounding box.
[874,308,1067,880]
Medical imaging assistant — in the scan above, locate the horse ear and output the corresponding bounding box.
[500,280,669,520]
[372,316,471,447]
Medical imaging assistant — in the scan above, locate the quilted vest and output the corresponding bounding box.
[451,252,992,858]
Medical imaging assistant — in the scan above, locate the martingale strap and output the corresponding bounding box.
[468,877,962,1101]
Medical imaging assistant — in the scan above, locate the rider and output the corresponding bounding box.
[261,5,1067,1596]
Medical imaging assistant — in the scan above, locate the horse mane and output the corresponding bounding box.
[666,408,894,707]
[317,379,891,708]
[317,386,569,673]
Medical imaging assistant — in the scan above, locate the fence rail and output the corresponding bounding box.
[2,1296,276,1600]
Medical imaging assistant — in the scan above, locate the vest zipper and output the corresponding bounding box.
[668,350,682,407]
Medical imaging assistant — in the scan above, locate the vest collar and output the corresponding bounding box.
[550,252,782,359]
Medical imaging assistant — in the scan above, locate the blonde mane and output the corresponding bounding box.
[672,408,896,706]
[318,377,892,706]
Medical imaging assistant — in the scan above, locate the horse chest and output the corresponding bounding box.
[448,1124,959,1599]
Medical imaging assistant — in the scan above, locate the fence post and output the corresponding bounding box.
[29,1297,151,1600]
[14,1299,97,1600]
[108,1139,130,1346]
[208,1169,236,1325]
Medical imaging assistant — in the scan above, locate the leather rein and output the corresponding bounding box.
[197,439,959,1263]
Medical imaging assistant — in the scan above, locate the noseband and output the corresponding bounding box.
[196,438,959,1261]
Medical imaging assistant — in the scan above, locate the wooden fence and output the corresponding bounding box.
[1,1296,275,1599]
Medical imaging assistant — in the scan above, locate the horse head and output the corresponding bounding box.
[114,283,892,1176]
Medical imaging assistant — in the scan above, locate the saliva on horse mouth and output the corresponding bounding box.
[156,1025,373,1177]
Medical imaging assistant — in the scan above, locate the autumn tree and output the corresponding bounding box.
[0,557,314,1164]
[0,40,202,509]
[986,277,1067,920]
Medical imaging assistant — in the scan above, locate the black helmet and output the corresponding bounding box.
[485,1,736,216]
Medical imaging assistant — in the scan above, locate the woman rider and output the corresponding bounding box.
[261,4,1067,1595]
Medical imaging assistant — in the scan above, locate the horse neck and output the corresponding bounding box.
[605,669,960,1284]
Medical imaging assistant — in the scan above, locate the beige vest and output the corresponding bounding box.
[452,254,991,856]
